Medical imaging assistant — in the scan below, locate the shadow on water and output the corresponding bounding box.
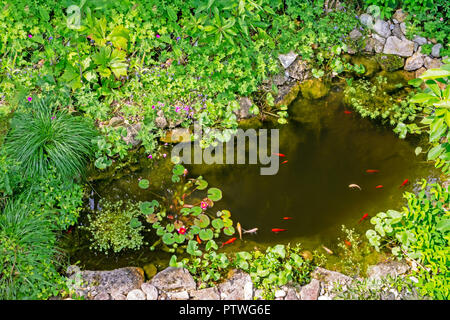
[62,88,438,271]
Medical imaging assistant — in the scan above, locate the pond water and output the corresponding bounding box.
[62,87,437,272]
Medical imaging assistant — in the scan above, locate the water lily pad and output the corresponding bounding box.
[187,240,202,256]
[166,224,175,232]
[194,214,210,228]
[212,218,224,229]
[207,187,222,201]
[162,233,175,245]
[188,225,201,235]
[195,177,208,190]
[140,201,155,214]
[173,164,185,175]
[206,240,218,251]
[146,214,158,224]
[156,227,165,236]
[174,233,186,244]
[222,217,233,228]
[223,226,235,236]
[199,229,214,241]
[130,218,141,228]
[221,210,231,218]
[138,179,150,189]
[191,206,202,216]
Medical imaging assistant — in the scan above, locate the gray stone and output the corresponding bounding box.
[299,279,320,300]
[278,51,298,69]
[372,33,386,45]
[413,36,427,46]
[383,36,414,57]
[68,267,144,298]
[286,58,310,81]
[254,289,264,300]
[274,289,286,298]
[150,267,196,292]
[359,14,373,28]
[167,291,190,300]
[393,9,408,23]
[373,19,391,38]
[141,283,158,300]
[66,265,81,277]
[404,51,425,71]
[93,292,111,300]
[431,43,443,58]
[392,18,399,24]
[367,261,410,280]
[109,116,124,127]
[127,289,146,300]
[318,295,332,300]
[190,287,220,300]
[311,267,352,286]
[218,270,253,300]
[424,56,443,69]
[235,97,253,119]
[155,110,168,129]
[400,22,407,35]
[272,73,288,86]
[392,24,405,40]
[123,122,142,147]
[284,287,299,300]
[111,292,127,300]
[349,28,363,41]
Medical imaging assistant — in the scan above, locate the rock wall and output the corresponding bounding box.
[66,261,414,300]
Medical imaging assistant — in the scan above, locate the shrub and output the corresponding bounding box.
[5,97,97,179]
[83,199,146,253]
[0,197,67,299]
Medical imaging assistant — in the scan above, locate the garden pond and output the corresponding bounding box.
[61,87,438,273]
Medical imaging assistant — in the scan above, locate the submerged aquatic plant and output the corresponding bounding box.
[5,97,97,179]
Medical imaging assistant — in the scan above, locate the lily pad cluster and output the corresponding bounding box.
[138,165,235,254]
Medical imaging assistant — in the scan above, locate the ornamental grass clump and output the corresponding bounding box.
[5,97,97,179]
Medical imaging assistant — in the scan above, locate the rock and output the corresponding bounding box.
[299,279,320,300]
[286,58,310,81]
[372,33,386,45]
[190,287,220,300]
[143,263,158,279]
[400,22,407,35]
[393,9,408,23]
[392,18,399,24]
[111,292,127,300]
[299,79,330,100]
[415,67,427,78]
[68,267,144,299]
[392,24,405,40]
[167,291,190,300]
[318,295,332,300]
[349,28,363,41]
[413,36,427,46]
[272,73,288,86]
[94,292,111,300]
[375,53,405,71]
[109,116,124,127]
[373,19,391,38]
[311,267,352,287]
[359,14,373,28]
[351,55,381,77]
[235,97,253,119]
[141,283,158,300]
[150,267,196,292]
[275,81,301,107]
[123,123,142,147]
[66,265,81,277]
[383,36,414,57]
[254,289,264,300]
[155,110,168,129]
[424,56,443,69]
[278,51,298,69]
[160,128,191,143]
[274,289,286,298]
[284,287,299,300]
[367,261,410,280]
[431,43,443,58]
[404,51,425,71]
[127,289,146,300]
[218,269,253,300]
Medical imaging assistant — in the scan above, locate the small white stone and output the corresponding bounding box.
[275,290,286,298]
[126,289,146,300]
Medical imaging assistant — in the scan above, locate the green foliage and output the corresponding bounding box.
[366,180,450,299]
[344,75,422,135]
[170,243,319,298]
[84,199,146,253]
[5,97,97,179]
[409,58,450,173]
[0,197,67,299]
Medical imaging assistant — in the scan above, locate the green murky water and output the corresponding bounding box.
[62,88,437,272]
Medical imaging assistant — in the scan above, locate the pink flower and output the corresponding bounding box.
[183,168,188,176]
[152,105,155,109]
[200,201,208,210]
[175,106,180,113]
[148,154,153,159]
[440,17,444,21]
[162,153,167,158]
[28,34,32,38]
[156,34,161,38]
[27,97,32,102]
[51,116,56,120]
[178,227,186,235]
